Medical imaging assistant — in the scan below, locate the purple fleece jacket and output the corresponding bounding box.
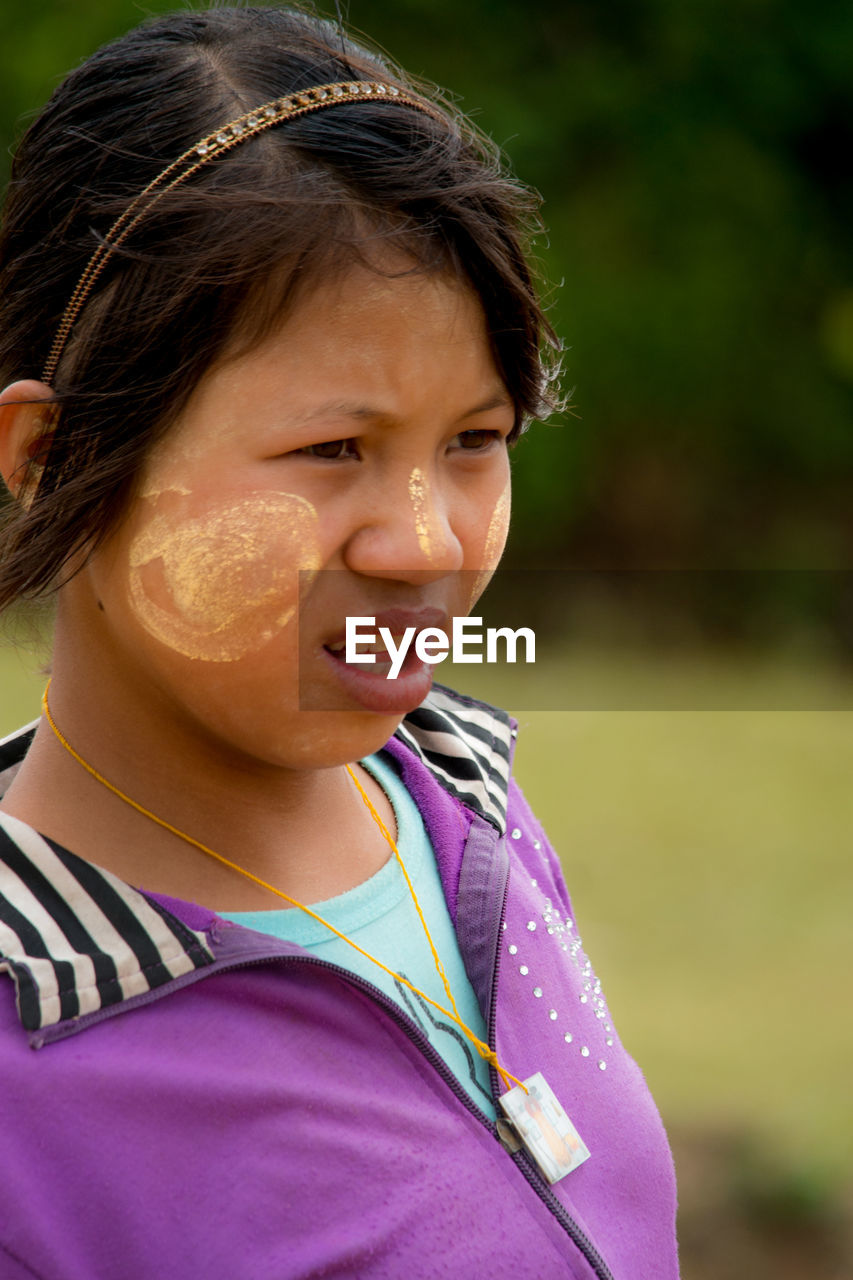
[0,688,679,1279]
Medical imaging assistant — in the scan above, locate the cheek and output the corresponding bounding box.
[482,481,511,567]
[127,494,320,662]
[470,481,511,602]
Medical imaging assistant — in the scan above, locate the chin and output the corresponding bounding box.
[261,708,407,771]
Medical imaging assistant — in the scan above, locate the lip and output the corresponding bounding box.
[322,606,449,650]
[316,605,450,715]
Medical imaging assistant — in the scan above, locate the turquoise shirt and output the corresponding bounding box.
[222,751,496,1118]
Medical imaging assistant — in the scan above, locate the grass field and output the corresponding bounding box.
[2,631,851,1197]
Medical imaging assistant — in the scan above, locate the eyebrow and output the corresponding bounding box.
[457,393,515,421]
[293,392,515,428]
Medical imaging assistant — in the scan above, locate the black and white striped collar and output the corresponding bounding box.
[393,685,514,833]
[0,811,214,1034]
[0,686,515,1035]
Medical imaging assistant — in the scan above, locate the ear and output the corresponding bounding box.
[0,380,57,502]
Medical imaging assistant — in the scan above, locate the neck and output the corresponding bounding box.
[3,649,399,912]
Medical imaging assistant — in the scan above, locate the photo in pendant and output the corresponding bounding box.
[500,1071,591,1184]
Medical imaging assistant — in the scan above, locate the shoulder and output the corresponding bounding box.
[393,684,567,894]
[397,687,572,915]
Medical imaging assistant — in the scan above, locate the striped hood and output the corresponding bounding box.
[0,685,515,1035]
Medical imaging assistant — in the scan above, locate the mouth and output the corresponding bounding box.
[315,606,449,714]
[324,631,426,677]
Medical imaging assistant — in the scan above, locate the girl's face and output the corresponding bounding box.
[77,256,514,770]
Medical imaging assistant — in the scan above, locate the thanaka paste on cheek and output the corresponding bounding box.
[127,493,320,662]
[408,466,446,564]
[139,476,191,499]
[138,410,243,500]
[471,482,511,602]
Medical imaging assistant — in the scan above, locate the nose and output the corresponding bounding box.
[344,465,464,583]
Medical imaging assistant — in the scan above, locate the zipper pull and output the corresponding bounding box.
[496,1117,523,1154]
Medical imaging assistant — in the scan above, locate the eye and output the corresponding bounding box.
[299,438,359,460]
[451,429,504,451]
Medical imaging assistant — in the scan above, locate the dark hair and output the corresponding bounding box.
[0,4,559,608]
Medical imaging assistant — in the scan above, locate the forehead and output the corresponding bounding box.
[172,257,506,436]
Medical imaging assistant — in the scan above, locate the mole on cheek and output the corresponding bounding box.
[127,493,320,662]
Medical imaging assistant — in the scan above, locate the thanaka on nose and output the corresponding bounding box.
[408,467,450,566]
[345,466,463,582]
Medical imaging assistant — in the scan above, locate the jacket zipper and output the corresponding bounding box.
[248,935,617,1279]
[199,948,500,1132]
[486,878,615,1280]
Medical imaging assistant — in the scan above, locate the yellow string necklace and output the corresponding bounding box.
[41,682,525,1095]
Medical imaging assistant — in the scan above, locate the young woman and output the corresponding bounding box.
[0,8,679,1278]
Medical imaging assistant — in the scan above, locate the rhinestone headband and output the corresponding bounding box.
[41,80,437,385]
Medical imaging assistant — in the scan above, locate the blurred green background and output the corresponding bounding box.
[1,2,852,1276]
